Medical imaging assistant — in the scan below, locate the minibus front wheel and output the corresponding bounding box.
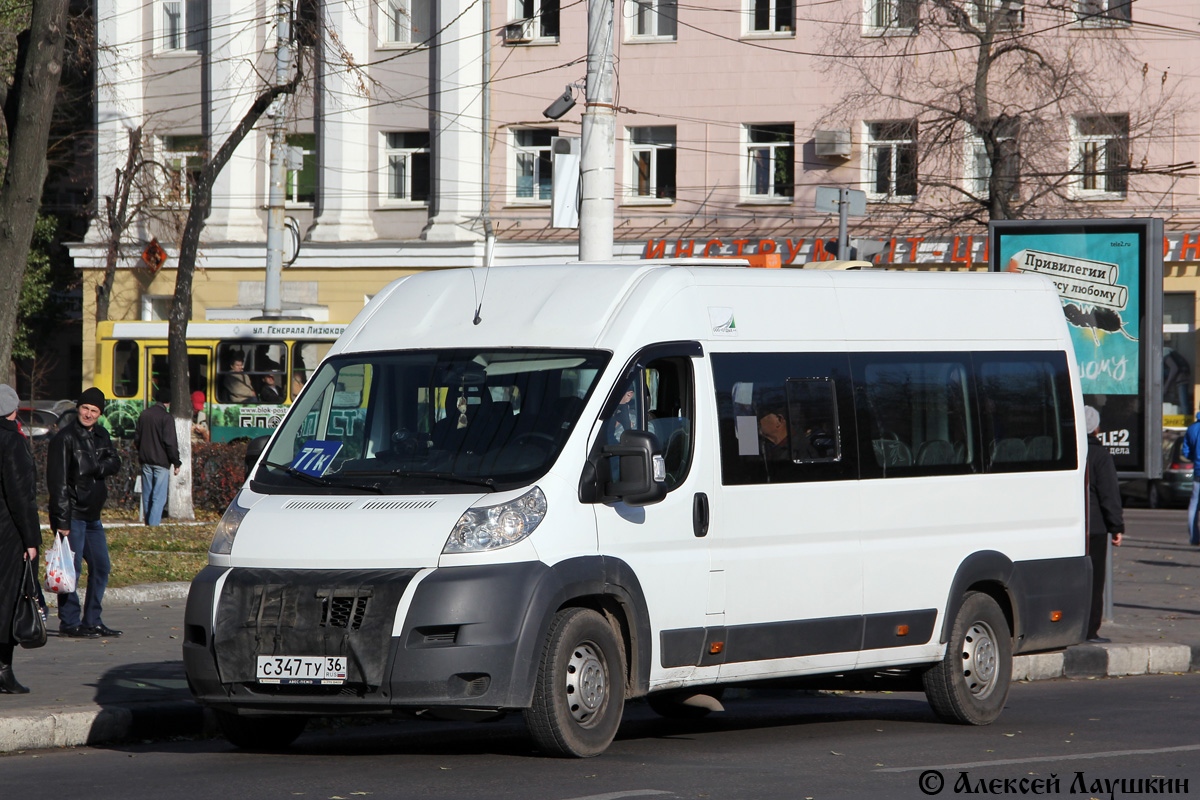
[215,710,308,751]
[922,591,1012,726]
[526,607,626,757]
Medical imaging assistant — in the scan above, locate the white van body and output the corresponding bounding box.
[184,263,1090,756]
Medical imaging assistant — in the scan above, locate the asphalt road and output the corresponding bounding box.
[5,672,1198,799]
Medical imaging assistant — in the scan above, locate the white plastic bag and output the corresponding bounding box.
[44,532,77,594]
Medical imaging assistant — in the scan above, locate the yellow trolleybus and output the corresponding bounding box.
[93,320,348,442]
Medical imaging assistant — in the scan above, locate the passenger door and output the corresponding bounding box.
[591,343,721,686]
[707,351,866,681]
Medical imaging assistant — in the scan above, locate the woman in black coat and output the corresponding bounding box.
[0,385,42,693]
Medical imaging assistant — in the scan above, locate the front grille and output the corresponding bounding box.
[318,590,371,630]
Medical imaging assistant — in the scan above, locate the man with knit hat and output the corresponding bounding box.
[47,387,123,638]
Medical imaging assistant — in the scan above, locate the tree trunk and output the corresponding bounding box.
[168,418,194,521]
[0,0,68,384]
[167,73,301,517]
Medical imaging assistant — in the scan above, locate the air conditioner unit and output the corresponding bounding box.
[815,129,852,160]
[504,19,533,43]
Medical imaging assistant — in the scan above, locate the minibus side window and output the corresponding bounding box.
[976,351,1077,473]
[712,352,855,486]
[600,356,695,492]
[851,353,977,480]
[112,341,138,398]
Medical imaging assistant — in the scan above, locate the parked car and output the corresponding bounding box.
[17,407,61,440]
[1120,430,1193,508]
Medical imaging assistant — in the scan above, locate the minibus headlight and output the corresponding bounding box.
[444,486,547,553]
[210,492,251,555]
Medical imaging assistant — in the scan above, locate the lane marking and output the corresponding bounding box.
[876,743,1200,772]
[558,791,674,800]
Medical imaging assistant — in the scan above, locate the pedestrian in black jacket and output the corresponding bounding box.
[1084,405,1124,643]
[0,384,40,693]
[48,387,123,639]
[134,389,181,526]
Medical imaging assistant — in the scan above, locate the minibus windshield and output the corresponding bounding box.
[253,348,610,493]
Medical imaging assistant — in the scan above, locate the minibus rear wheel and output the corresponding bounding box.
[922,591,1012,726]
[215,710,308,750]
[526,607,626,757]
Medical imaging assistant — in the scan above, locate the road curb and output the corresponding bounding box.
[1013,642,1196,681]
[0,702,210,752]
[42,582,191,609]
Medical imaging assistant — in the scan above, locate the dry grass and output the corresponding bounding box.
[41,521,215,588]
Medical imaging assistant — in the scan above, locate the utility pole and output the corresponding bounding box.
[262,0,292,318]
[578,0,615,261]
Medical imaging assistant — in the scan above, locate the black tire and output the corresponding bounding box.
[923,591,1012,725]
[215,710,308,750]
[525,607,626,758]
[646,687,725,719]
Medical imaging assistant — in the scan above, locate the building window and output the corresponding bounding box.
[867,120,918,200]
[514,128,557,202]
[625,0,677,39]
[160,134,204,205]
[628,126,676,201]
[1073,114,1128,196]
[384,132,431,203]
[161,0,203,52]
[865,0,919,32]
[286,133,317,206]
[512,0,560,39]
[745,124,794,200]
[747,0,794,33]
[969,0,1023,29]
[1077,0,1130,25]
[383,0,431,44]
[965,119,1019,199]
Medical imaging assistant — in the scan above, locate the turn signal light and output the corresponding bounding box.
[1050,611,1063,622]
[895,625,909,636]
[709,641,725,655]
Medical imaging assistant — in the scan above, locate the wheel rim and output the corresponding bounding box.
[565,641,607,726]
[960,620,999,699]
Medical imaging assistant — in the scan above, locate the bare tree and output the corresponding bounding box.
[0,0,68,384]
[819,0,1186,232]
[163,71,303,520]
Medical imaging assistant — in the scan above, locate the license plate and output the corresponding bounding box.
[256,655,347,685]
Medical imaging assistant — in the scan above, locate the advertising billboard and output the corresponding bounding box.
[989,218,1163,477]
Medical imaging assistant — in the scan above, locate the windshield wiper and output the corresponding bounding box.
[261,460,383,494]
[349,468,498,491]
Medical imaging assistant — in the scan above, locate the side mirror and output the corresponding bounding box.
[603,430,667,507]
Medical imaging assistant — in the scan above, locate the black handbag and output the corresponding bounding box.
[11,558,47,649]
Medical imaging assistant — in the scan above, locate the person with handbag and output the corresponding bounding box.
[48,387,123,639]
[0,385,41,693]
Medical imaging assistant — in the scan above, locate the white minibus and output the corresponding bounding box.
[183,262,1089,757]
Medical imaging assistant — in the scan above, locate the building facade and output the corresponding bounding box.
[69,0,1200,419]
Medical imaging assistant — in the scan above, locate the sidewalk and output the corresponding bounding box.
[2,509,1198,752]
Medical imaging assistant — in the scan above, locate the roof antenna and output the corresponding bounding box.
[473,221,495,325]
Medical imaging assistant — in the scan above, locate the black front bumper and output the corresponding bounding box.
[183,562,555,715]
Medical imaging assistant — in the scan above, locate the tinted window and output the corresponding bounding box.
[851,353,977,479]
[113,340,138,398]
[712,352,855,485]
[976,351,1076,472]
[597,355,695,492]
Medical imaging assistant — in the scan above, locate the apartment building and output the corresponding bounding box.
[69,0,1200,404]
